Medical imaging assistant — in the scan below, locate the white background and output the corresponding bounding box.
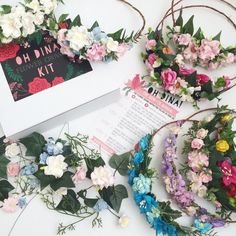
[1,0,236,235]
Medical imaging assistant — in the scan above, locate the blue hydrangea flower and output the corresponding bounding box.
[132,174,151,194]
[39,152,48,165]
[146,208,160,225]
[128,169,137,185]
[134,193,158,214]
[153,218,178,236]
[91,27,107,41]
[139,135,150,151]
[45,138,63,156]
[132,151,144,165]
[18,197,26,208]
[194,219,213,233]
[21,163,38,176]
[93,199,108,212]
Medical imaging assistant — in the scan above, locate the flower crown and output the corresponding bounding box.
[0,0,60,44]
[142,0,236,106]
[181,106,236,213]
[0,132,128,235]
[54,0,146,63]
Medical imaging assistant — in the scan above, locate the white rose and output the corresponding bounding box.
[33,11,44,25]
[119,215,130,228]
[198,185,207,198]
[26,0,41,13]
[0,14,22,38]
[91,166,115,189]
[1,36,13,44]
[66,26,92,51]
[106,37,119,52]
[44,155,68,178]
[175,54,184,65]
[12,5,26,17]
[187,87,195,95]
[40,0,57,14]
[22,12,36,37]
[5,143,21,158]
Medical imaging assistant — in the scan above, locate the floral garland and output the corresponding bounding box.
[0,0,60,44]
[142,1,236,106]
[0,132,129,235]
[162,128,228,235]
[181,106,236,213]
[54,0,146,63]
[124,134,217,236]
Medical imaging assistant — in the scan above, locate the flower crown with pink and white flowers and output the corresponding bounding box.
[142,0,236,107]
[54,0,145,63]
[0,132,128,235]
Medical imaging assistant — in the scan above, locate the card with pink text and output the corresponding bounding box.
[0,31,92,101]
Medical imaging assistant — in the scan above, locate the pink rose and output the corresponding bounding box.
[127,74,145,90]
[226,53,235,64]
[72,166,87,184]
[117,43,130,57]
[86,43,106,61]
[179,66,196,76]
[199,39,220,61]
[161,69,177,90]
[191,138,204,149]
[146,39,157,50]
[148,53,157,65]
[178,33,191,46]
[197,74,210,85]
[2,197,19,213]
[223,76,231,88]
[7,163,20,177]
[199,171,212,183]
[188,151,209,171]
[196,128,208,139]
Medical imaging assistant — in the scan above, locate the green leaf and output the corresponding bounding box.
[34,170,56,190]
[109,152,130,176]
[0,155,10,179]
[34,31,43,46]
[72,15,82,26]
[182,15,194,35]
[49,18,56,31]
[201,80,213,93]
[56,189,81,214]
[50,171,75,191]
[1,5,11,14]
[20,132,46,157]
[99,185,127,212]
[0,136,6,156]
[159,201,182,221]
[184,71,197,87]
[4,62,23,83]
[84,198,98,208]
[193,27,204,41]
[213,31,222,41]
[0,180,14,201]
[175,9,183,27]
[90,21,99,31]
[108,29,124,42]
[58,14,69,23]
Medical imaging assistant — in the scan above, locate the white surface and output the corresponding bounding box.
[1,0,236,235]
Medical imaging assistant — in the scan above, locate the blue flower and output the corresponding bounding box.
[146,208,160,225]
[153,218,178,236]
[134,193,158,214]
[91,27,107,41]
[93,199,108,212]
[39,152,48,165]
[21,163,38,176]
[132,174,151,194]
[128,169,137,185]
[132,151,144,165]
[45,138,63,156]
[194,219,213,233]
[139,135,150,151]
[18,197,26,208]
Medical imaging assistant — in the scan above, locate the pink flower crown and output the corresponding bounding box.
[142,0,236,107]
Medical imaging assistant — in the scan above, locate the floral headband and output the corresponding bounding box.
[142,0,236,107]
[0,0,60,44]
[54,0,146,63]
[0,132,128,235]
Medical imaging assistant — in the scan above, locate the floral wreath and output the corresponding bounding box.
[54,0,146,63]
[142,0,236,106]
[0,0,60,44]
[0,132,129,235]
